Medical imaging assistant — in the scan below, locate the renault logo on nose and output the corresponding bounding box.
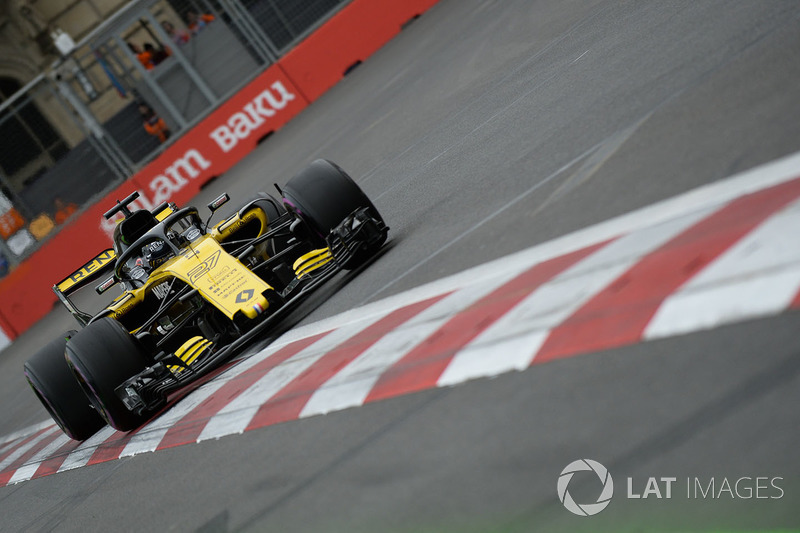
[235,289,254,303]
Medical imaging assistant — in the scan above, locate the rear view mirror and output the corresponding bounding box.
[96,276,117,295]
[207,193,229,213]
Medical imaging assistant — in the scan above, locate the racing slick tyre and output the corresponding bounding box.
[251,193,293,257]
[282,159,386,269]
[24,332,106,441]
[65,318,151,432]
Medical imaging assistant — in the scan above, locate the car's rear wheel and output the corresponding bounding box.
[282,159,386,268]
[65,318,151,432]
[24,332,106,441]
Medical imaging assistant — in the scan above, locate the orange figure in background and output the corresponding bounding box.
[139,104,171,143]
[128,42,154,70]
[53,198,78,225]
[144,42,170,65]
[187,11,215,34]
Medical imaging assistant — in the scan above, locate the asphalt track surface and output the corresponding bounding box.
[1,0,800,531]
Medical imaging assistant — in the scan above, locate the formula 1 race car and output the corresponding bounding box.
[23,160,388,441]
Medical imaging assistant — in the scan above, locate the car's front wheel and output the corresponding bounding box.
[282,159,387,269]
[65,318,152,432]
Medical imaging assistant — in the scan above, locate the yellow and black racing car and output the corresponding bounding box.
[23,160,388,441]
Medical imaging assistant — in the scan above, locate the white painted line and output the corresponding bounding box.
[645,197,800,339]
[439,329,552,387]
[572,49,590,63]
[0,421,54,446]
[57,426,117,473]
[299,272,516,418]
[365,109,397,132]
[0,425,60,473]
[0,439,16,455]
[377,67,410,95]
[647,269,800,340]
[8,432,72,484]
[197,314,390,442]
[0,327,10,354]
[438,208,716,386]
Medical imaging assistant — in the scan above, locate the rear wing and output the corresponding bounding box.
[53,248,116,326]
[55,248,116,294]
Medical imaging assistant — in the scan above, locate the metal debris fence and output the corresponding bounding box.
[0,0,349,273]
